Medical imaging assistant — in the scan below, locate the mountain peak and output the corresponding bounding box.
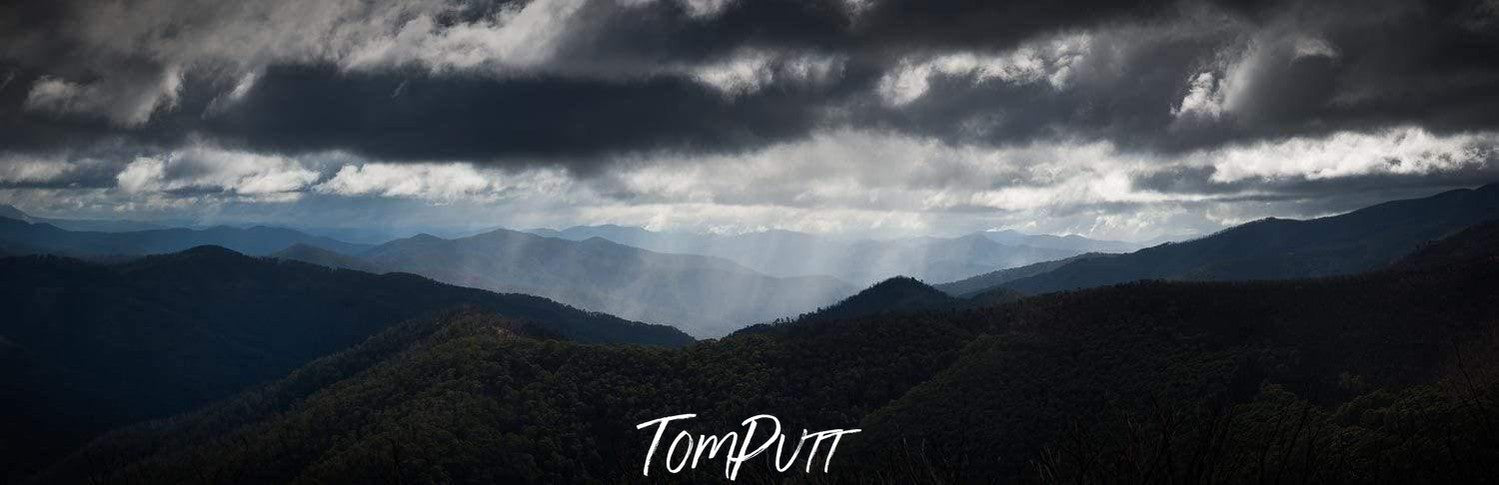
[866,275,937,292]
[798,275,956,323]
[124,245,253,270]
[177,245,246,258]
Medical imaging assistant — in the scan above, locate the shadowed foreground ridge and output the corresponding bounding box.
[0,246,691,480]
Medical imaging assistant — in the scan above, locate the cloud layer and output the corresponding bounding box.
[1,0,1497,239]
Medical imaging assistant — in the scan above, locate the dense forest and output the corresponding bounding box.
[28,222,1499,483]
[0,247,690,481]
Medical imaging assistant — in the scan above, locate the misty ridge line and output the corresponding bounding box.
[0,202,1138,337]
[3,181,1498,339]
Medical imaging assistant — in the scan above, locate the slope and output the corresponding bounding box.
[934,252,1111,296]
[272,242,386,273]
[0,246,691,479]
[994,183,1499,294]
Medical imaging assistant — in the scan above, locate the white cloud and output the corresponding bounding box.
[576,126,1496,240]
[1207,127,1496,182]
[9,126,1496,243]
[877,33,1091,105]
[114,157,167,193]
[115,145,319,198]
[680,0,736,18]
[1293,36,1339,59]
[24,66,183,126]
[341,0,584,73]
[0,153,99,185]
[1173,72,1227,118]
[691,49,845,96]
[315,162,572,203]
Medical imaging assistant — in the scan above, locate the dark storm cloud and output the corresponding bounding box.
[0,0,1185,167]
[0,0,1497,172]
[1193,0,1499,139]
[556,0,1178,63]
[852,0,1499,154]
[852,31,1218,150]
[1130,155,1499,212]
[192,63,875,171]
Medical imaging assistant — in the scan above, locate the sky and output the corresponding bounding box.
[1,0,1497,242]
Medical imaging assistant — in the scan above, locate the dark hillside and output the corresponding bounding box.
[49,240,1499,483]
[995,183,1499,295]
[1397,220,1499,269]
[0,247,690,479]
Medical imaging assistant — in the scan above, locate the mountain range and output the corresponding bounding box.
[38,219,1499,483]
[0,204,166,232]
[354,228,855,337]
[943,183,1499,296]
[0,208,861,337]
[0,209,368,258]
[6,183,1499,341]
[0,246,690,480]
[525,225,1132,284]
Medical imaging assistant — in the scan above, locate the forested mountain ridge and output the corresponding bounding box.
[0,247,691,480]
[797,276,958,321]
[934,252,1110,296]
[1396,220,1499,269]
[360,228,856,337]
[736,276,961,335]
[272,242,386,273]
[48,226,1499,483]
[968,183,1499,295]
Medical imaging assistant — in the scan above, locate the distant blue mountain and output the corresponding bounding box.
[522,225,1108,285]
[361,228,855,337]
[0,204,167,232]
[977,229,1139,253]
[0,208,368,257]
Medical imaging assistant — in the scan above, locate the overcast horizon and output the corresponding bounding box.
[3,0,1498,242]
